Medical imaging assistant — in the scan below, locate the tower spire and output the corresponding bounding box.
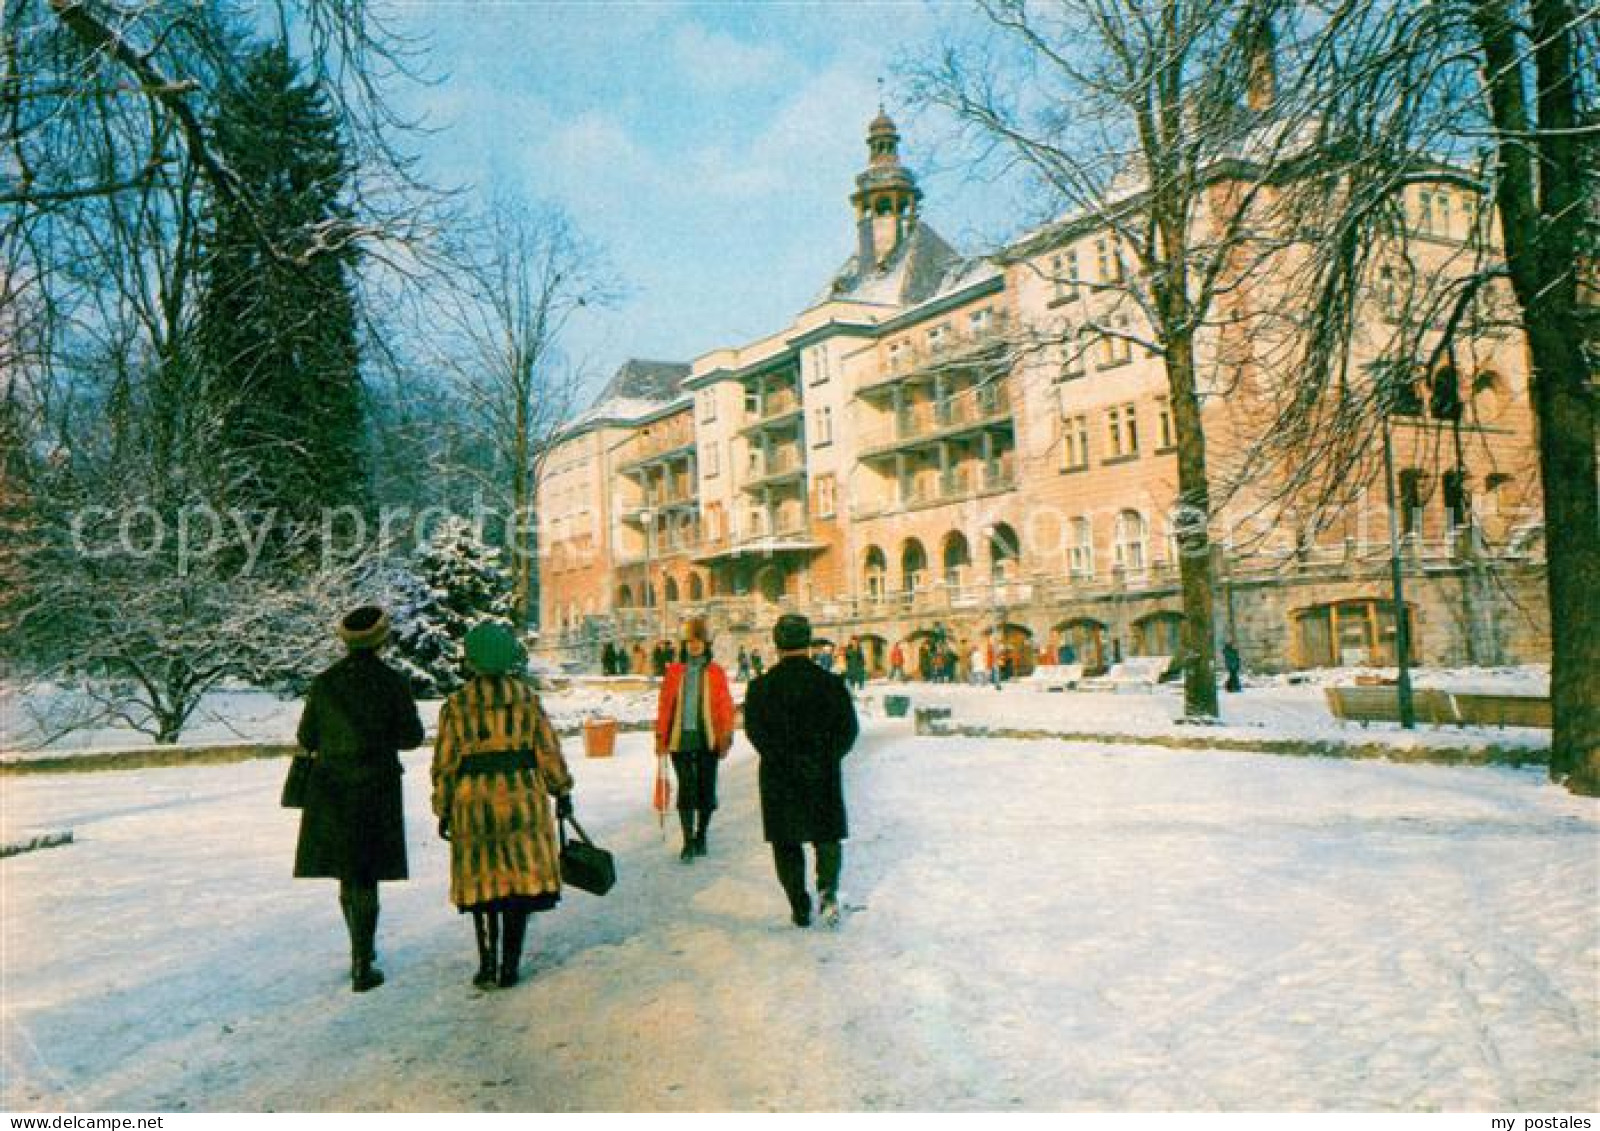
[850,104,922,269]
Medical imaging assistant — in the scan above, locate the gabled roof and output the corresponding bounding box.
[560,359,693,439]
[597,359,692,404]
[817,221,963,308]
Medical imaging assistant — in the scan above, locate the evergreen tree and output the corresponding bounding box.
[198,42,366,527]
[389,517,517,697]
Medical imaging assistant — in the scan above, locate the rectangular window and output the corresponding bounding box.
[699,391,716,423]
[808,347,830,386]
[1069,517,1094,577]
[743,389,760,417]
[1107,407,1124,458]
[1050,254,1065,301]
[1156,396,1174,449]
[1096,237,1123,283]
[704,441,720,478]
[1060,328,1085,380]
[1062,413,1090,470]
[969,308,992,335]
[813,405,834,446]
[928,324,948,351]
[815,474,837,518]
[1124,402,1139,453]
[1064,249,1081,299]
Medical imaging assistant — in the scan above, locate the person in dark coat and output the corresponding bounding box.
[1223,641,1244,693]
[742,613,859,929]
[294,605,424,993]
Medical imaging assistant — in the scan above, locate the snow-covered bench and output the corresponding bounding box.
[1080,656,1171,692]
[1026,664,1084,691]
[1324,686,1460,727]
[1446,692,1551,729]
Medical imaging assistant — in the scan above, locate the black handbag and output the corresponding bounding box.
[559,814,616,896]
[280,755,315,809]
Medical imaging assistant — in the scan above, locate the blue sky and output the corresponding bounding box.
[385,1,1030,400]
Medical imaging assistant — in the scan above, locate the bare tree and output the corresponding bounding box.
[1226,0,1596,792]
[429,197,618,628]
[909,0,1335,720]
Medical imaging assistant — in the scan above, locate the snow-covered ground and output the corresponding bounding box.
[3,720,1595,1112]
[2,666,1552,758]
[1,682,660,757]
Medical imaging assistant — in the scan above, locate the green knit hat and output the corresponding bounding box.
[464,622,520,676]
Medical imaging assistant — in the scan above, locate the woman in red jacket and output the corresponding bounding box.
[655,616,737,861]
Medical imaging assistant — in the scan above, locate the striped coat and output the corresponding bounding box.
[431,676,574,911]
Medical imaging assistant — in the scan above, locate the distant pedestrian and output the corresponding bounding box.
[601,641,618,676]
[1223,641,1243,693]
[736,646,752,682]
[432,623,576,990]
[845,639,867,692]
[743,614,859,929]
[969,643,988,687]
[889,641,906,681]
[654,617,736,862]
[293,606,424,993]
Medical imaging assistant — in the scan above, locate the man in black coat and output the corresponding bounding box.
[742,613,859,928]
[294,605,425,992]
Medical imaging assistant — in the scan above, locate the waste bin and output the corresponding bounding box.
[884,695,911,718]
[583,718,618,758]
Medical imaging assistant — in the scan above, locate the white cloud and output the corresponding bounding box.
[671,23,798,92]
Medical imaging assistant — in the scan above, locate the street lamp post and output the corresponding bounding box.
[1379,411,1417,729]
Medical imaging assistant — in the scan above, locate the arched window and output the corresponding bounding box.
[1291,599,1417,668]
[1055,618,1108,672]
[987,522,1020,580]
[901,538,928,591]
[942,531,971,587]
[1132,611,1184,658]
[664,576,680,605]
[1471,371,1505,419]
[863,545,887,600]
[1069,517,1094,577]
[688,573,704,602]
[1113,510,1147,571]
[616,584,633,609]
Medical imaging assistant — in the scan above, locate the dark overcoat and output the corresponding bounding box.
[293,650,425,882]
[742,655,859,844]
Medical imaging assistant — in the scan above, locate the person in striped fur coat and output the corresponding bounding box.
[432,622,575,989]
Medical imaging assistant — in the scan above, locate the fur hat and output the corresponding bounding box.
[338,605,390,650]
[773,613,812,652]
[464,621,521,676]
[682,616,710,643]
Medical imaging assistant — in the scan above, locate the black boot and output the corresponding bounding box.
[346,882,384,993]
[693,810,711,857]
[499,908,529,988]
[471,909,499,990]
[679,811,696,862]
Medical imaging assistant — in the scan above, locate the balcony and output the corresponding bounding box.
[857,385,1013,460]
[858,312,1013,398]
[740,447,807,493]
[615,426,696,472]
[738,386,803,437]
[852,458,1017,519]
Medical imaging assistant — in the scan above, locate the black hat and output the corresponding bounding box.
[773,613,812,651]
[337,605,390,650]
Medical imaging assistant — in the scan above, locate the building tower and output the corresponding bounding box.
[850,107,922,271]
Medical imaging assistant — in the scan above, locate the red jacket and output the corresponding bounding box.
[656,660,737,756]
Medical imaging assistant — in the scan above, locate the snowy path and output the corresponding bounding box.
[2,723,1596,1111]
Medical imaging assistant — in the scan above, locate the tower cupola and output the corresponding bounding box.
[850,106,922,270]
